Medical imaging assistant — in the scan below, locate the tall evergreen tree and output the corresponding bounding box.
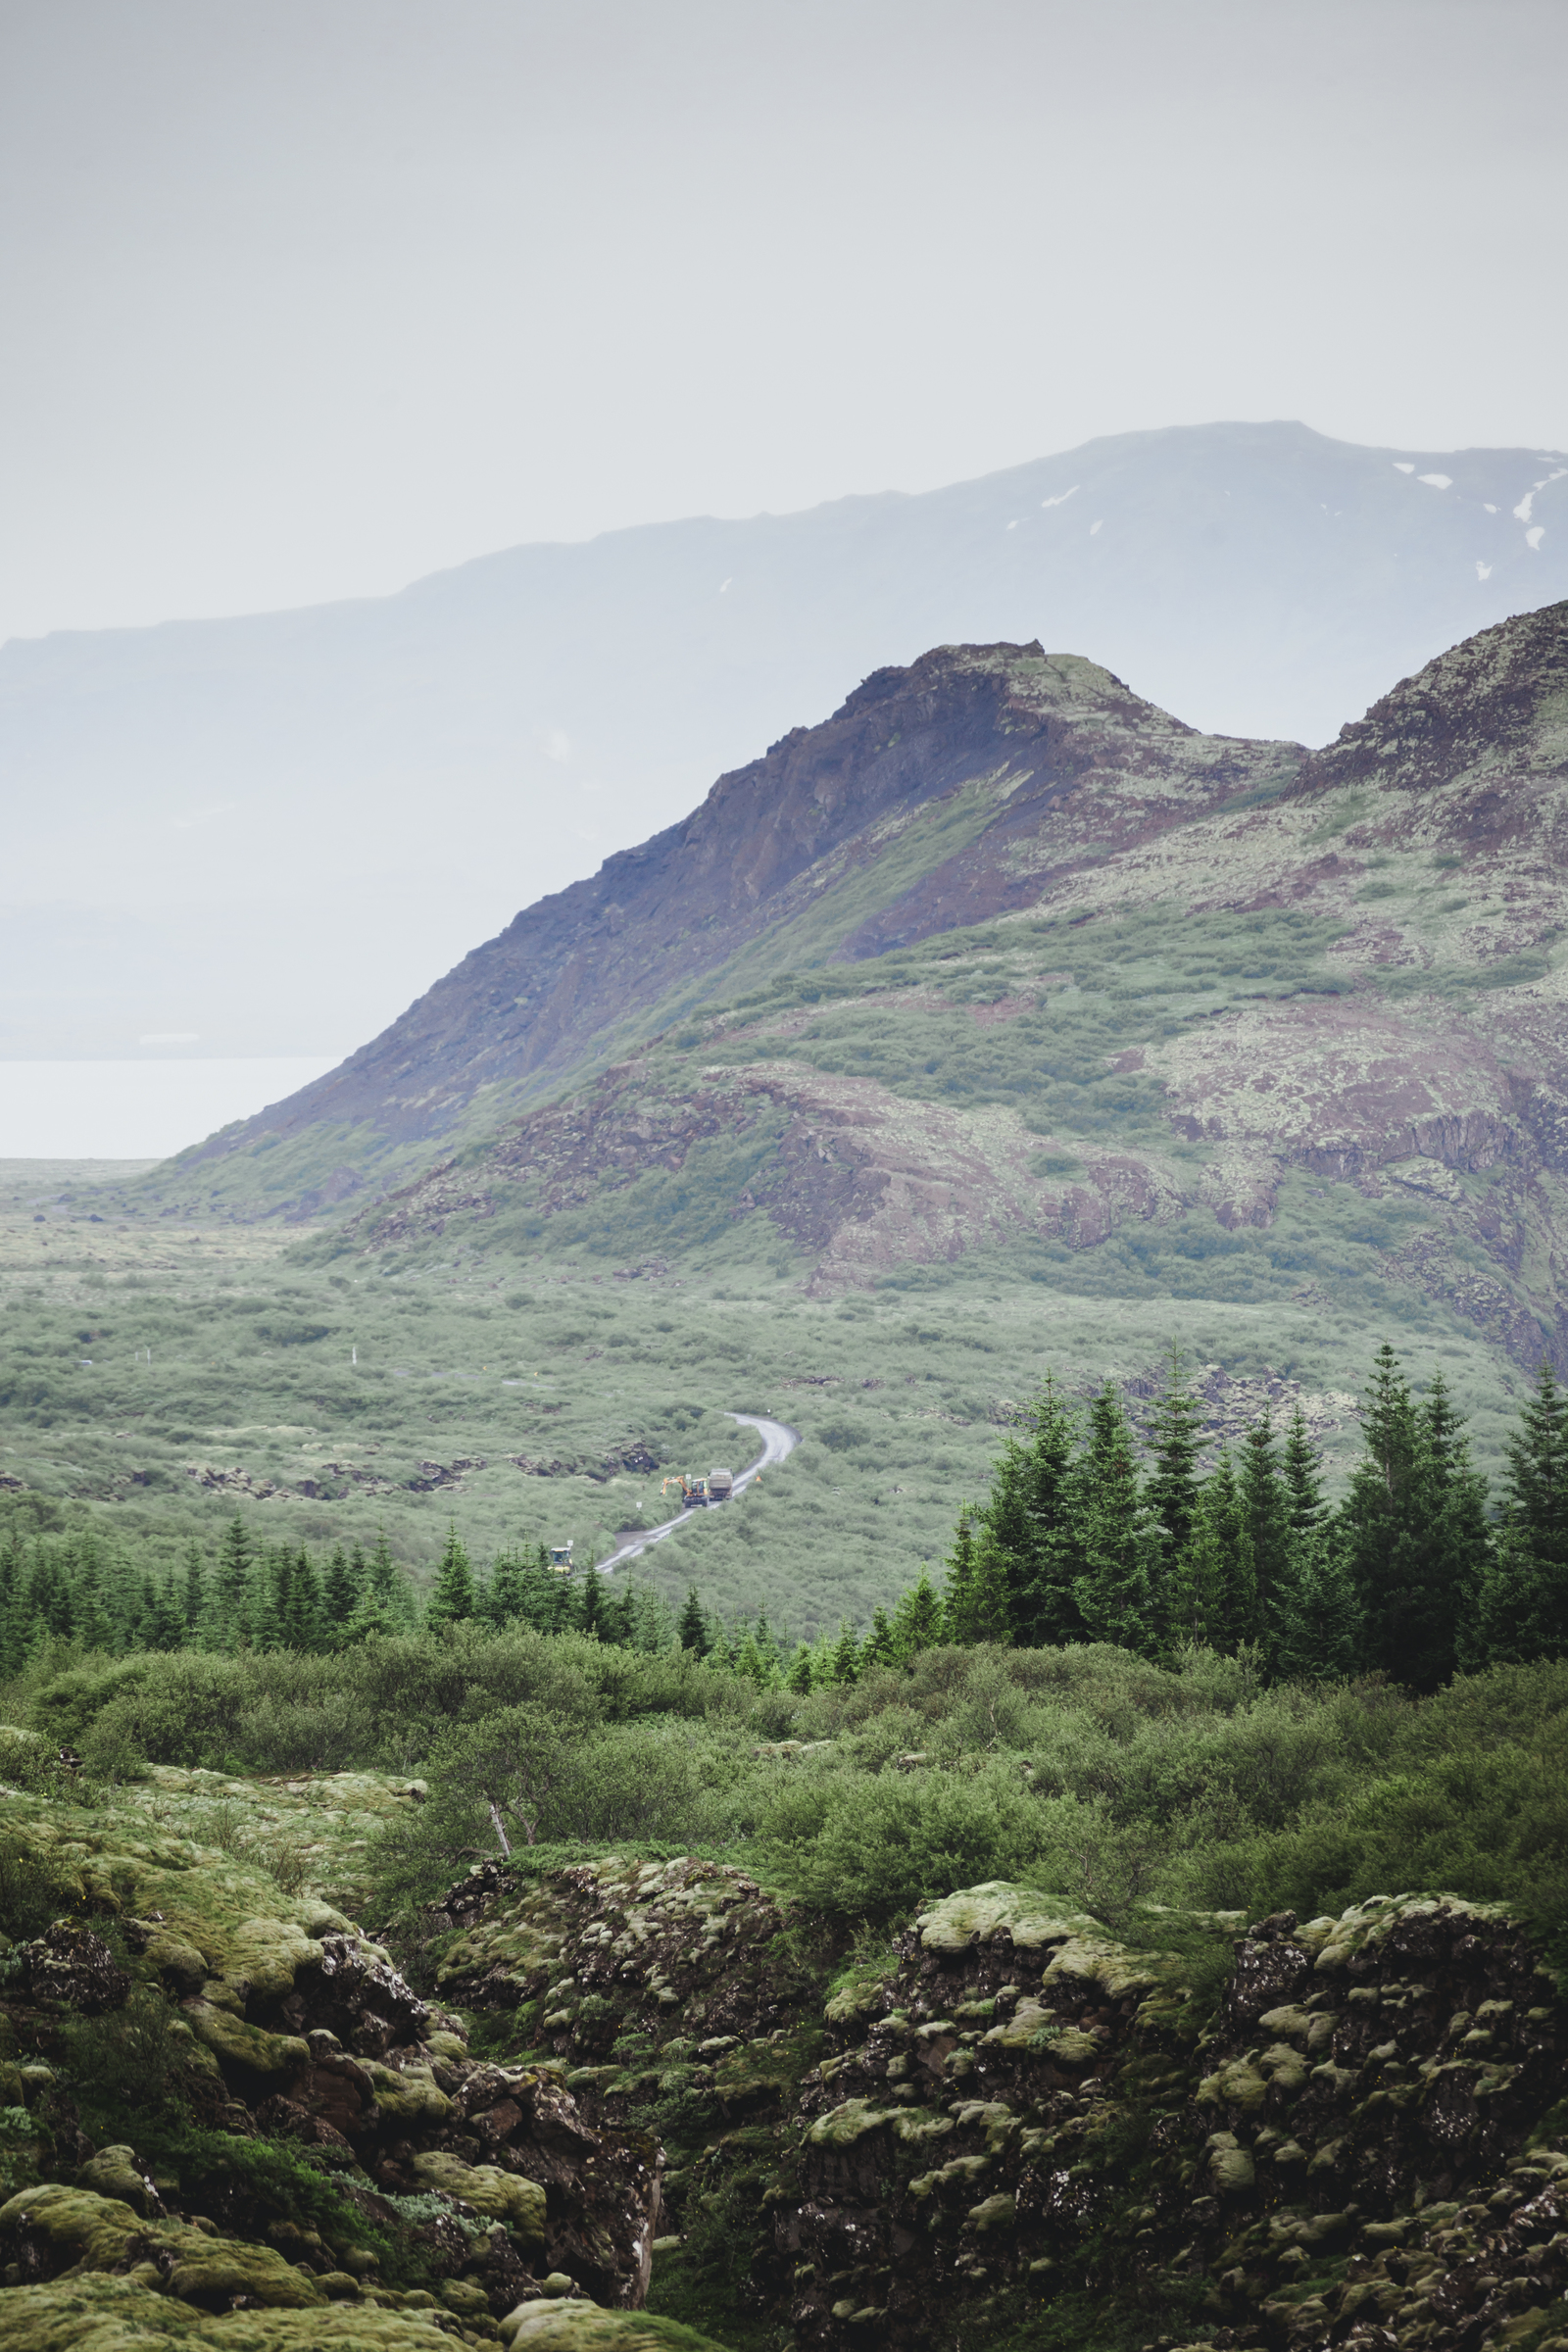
[323,1544,359,1634]
[578,1563,607,1642]
[891,1566,944,1660]
[1336,1349,1488,1689]
[1070,1384,1158,1654]
[216,1517,254,1640]
[1146,1345,1207,1562]
[181,1542,207,1637]
[828,1619,862,1685]
[487,1547,532,1626]
[427,1527,477,1627]
[860,1603,897,1671]
[944,1510,1011,1645]
[677,1586,711,1656]
[786,1641,816,1693]
[1469,1361,1568,1666]
[1237,1412,1289,1643]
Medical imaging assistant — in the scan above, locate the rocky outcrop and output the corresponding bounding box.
[415,1862,1568,2352]
[0,1798,667,2344]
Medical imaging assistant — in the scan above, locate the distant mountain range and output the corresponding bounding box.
[2,419,1562,1061]
[161,597,1568,1381]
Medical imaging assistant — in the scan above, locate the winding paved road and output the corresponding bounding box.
[596,1411,800,1573]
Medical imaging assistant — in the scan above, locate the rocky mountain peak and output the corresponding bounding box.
[1309,599,1568,795]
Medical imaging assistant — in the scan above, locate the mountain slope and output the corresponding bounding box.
[3,419,1563,1060]
[199,645,1295,1157]
[331,603,1568,1374]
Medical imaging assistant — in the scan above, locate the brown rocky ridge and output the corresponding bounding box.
[321,606,1568,1371]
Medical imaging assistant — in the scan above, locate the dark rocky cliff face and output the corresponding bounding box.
[191,644,1296,1155]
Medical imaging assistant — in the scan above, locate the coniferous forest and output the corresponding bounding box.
[5,1343,1564,1693]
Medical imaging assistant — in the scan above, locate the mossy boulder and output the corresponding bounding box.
[179,1997,310,2078]
[0,2184,326,2309]
[0,2271,480,2345]
[502,2303,735,2350]
[911,1885,1104,1955]
[74,2146,164,2218]
[411,2151,548,2241]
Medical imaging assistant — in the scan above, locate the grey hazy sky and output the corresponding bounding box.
[3,0,1565,648]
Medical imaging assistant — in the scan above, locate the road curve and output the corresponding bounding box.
[596,1411,800,1574]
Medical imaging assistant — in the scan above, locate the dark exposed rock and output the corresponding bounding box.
[16,1922,131,2014]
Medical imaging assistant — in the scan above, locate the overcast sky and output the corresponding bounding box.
[2,0,1565,650]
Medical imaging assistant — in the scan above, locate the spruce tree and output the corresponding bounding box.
[733,1624,775,1687]
[1070,1384,1159,1654]
[1336,1343,1421,1677]
[368,1528,399,1605]
[427,1527,477,1627]
[891,1566,944,1660]
[1337,1348,1488,1688]
[323,1544,359,1633]
[786,1641,816,1693]
[1019,1374,1090,1646]
[487,1548,531,1626]
[181,1542,207,1638]
[829,1619,862,1685]
[217,1516,254,1633]
[286,1547,325,1650]
[147,1573,186,1651]
[1146,1345,1206,1561]
[578,1563,607,1642]
[1469,1362,1568,1666]
[944,1518,1012,1646]
[861,1603,896,1671]
[677,1586,711,1656]
[1166,1469,1233,1650]
[1236,1413,1287,1644]
[1274,1537,1362,1680]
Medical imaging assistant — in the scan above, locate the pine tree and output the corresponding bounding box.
[323,1544,359,1633]
[1272,1406,1329,1666]
[891,1566,945,1660]
[1236,1413,1287,1644]
[487,1547,531,1626]
[786,1641,816,1693]
[732,1624,776,1687]
[1166,1464,1234,1650]
[181,1542,207,1637]
[427,1527,477,1627]
[677,1586,711,1657]
[599,1584,638,1647]
[1281,1406,1326,1539]
[216,1517,254,1642]
[1469,1362,1568,1666]
[753,1605,781,1675]
[944,1517,1011,1646]
[1146,1345,1207,1561]
[1274,1535,1362,1680]
[578,1564,607,1642]
[368,1528,399,1604]
[147,1573,187,1651]
[828,1619,862,1685]
[1070,1384,1159,1654]
[860,1604,896,1671]
[1337,1348,1489,1688]
[285,1547,325,1650]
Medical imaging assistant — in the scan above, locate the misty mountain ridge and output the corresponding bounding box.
[2,419,1563,1062]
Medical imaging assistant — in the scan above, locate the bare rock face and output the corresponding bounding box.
[15,1923,130,2015]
